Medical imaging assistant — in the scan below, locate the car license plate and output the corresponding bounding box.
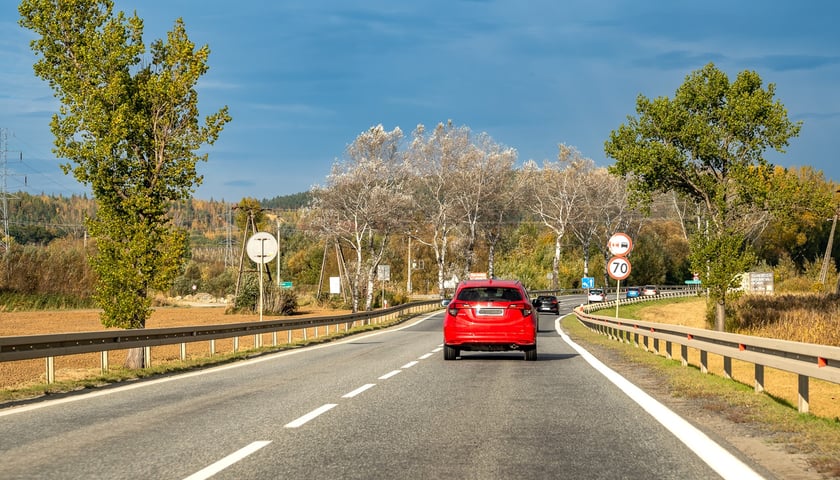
[476,307,504,316]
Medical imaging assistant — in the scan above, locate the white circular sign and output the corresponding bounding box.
[246,232,278,264]
[607,256,632,280]
[607,232,633,257]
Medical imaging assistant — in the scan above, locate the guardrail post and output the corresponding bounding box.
[723,356,732,379]
[234,337,239,352]
[755,364,765,393]
[680,344,688,367]
[798,375,810,413]
[101,351,109,374]
[46,356,55,384]
[700,350,709,374]
[180,343,186,361]
[143,346,151,369]
[665,341,673,360]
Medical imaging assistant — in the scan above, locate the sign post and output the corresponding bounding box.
[246,232,278,347]
[607,233,633,318]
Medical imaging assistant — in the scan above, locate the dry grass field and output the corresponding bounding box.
[0,306,349,390]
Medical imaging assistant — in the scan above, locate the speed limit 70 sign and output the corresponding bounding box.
[607,256,631,280]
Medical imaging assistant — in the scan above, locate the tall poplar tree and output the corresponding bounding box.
[19,0,230,365]
[605,63,800,330]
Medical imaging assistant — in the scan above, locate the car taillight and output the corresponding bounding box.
[508,303,532,316]
[448,302,468,316]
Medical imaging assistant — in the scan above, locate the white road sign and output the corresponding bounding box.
[607,256,632,280]
[607,232,633,256]
[246,232,278,264]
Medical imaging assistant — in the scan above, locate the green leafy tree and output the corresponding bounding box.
[605,63,800,330]
[19,0,230,365]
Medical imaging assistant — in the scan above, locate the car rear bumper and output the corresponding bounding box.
[444,330,536,350]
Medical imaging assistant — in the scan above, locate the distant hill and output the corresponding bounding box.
[6,190,312,246]
[260,191,312,210]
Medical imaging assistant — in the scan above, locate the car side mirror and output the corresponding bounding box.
[441,299,451,307]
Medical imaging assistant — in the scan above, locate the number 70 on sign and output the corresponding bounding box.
[607,256,631,280]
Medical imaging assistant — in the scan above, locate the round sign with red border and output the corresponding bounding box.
[607,256,632,280]
[607,232,633,257]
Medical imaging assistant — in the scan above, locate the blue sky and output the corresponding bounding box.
[1,0,839,202]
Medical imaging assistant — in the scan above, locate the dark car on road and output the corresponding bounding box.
[442,279,538,361]
[534,295,560,314]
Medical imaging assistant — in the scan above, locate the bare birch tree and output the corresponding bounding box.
[309,125,410,311]
[406,121,466,297]
[525,144,588,290]
[451,131,517,278]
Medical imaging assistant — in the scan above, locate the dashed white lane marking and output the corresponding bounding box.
[432,347,442,352]
[401,361,419,369]
[284,404,338,428]
[378,370,402,380]
[183,441,271,480]
[555,318,764,480]
[418,353,434,360]
[342,384,376,398]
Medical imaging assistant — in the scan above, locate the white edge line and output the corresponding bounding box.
[1,311,443,418]
[284,403,338,428]
[378,370,401,380]
[182,440,271,480]
[342,383,376,398]
[554,318,764,480]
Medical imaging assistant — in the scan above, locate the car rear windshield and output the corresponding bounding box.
[457,287,523,302]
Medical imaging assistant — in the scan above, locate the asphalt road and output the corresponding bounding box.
[0,296,766,479]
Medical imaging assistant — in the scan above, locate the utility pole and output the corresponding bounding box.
[0,129,22,255]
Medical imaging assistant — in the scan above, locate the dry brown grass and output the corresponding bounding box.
[733,294,840,346]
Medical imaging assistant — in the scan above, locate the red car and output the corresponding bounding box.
[442,279,538,361]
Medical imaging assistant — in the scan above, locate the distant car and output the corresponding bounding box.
[442,279,538,361]
[534,295,560,314]
[625,287,641,298]
[587,288,606,303]
[642,285,659,296]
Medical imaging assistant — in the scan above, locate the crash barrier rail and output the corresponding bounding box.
[575,294,840,414]
[0,300,440,384]
[532,284,696,298]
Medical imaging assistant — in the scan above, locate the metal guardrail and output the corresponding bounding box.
[0,300,440,383]
[575,293,840,414]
